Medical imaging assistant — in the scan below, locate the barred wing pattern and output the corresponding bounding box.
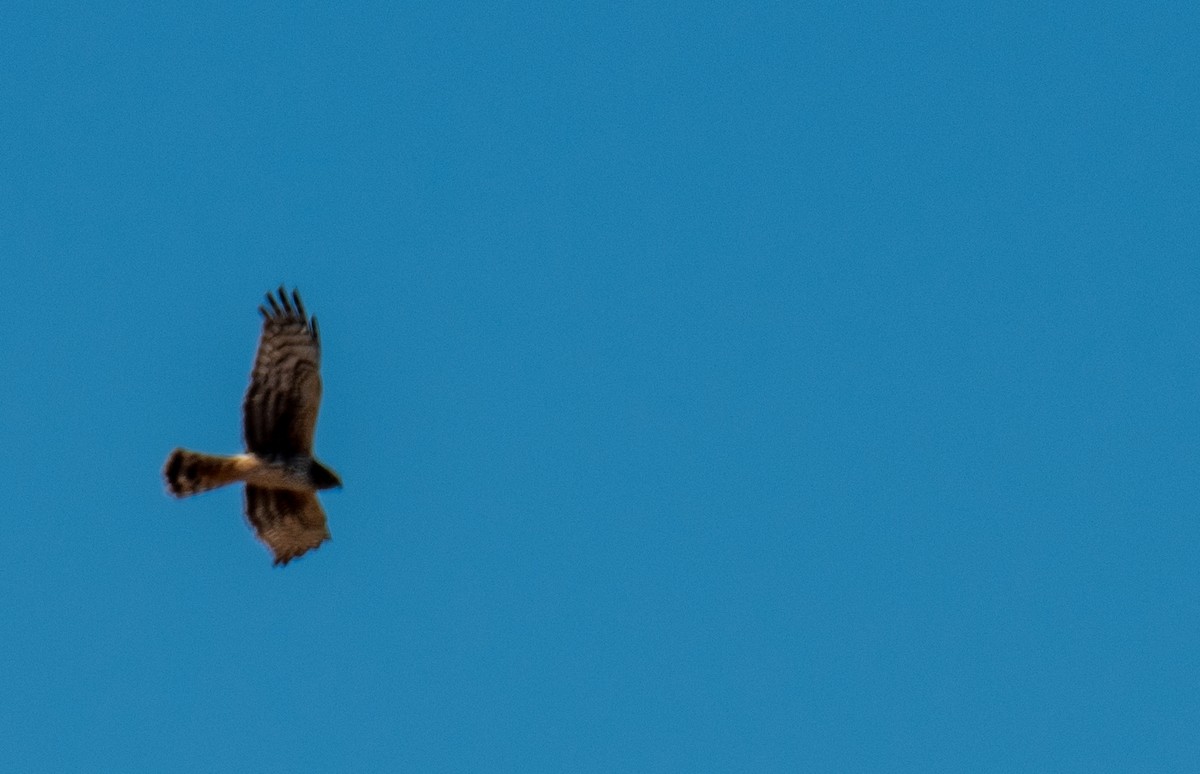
[245,486,331,566]
[243,288,322,456]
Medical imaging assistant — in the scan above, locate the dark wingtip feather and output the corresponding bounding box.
[292,289,307,319]
[311,315,320,342]
[262,287,313,320]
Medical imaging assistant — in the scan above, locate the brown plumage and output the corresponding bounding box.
[163,287,341,566]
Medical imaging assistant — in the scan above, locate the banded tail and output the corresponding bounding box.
[163,449,256,497]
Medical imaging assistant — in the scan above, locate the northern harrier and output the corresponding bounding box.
[163,287,341,565]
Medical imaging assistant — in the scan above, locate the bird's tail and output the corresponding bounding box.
[163,449,256,498]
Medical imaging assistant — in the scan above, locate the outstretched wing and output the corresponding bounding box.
[243,287,322,456]
[244,486,330,565]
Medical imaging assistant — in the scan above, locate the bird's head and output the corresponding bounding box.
[310,460,343,490]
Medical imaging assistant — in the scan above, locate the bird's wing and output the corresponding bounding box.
[243,286,322,456]
[244,486,330,566]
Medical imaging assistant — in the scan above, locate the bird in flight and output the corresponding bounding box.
[163,287,341,566]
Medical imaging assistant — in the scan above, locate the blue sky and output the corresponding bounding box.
[2,1,1197,771]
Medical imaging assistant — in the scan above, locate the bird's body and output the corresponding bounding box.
[164,451,340,495]
[163,287,340,566]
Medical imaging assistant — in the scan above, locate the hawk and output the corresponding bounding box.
[163,287,341,566]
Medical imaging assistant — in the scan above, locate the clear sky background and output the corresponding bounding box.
[1,2,1197,771]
